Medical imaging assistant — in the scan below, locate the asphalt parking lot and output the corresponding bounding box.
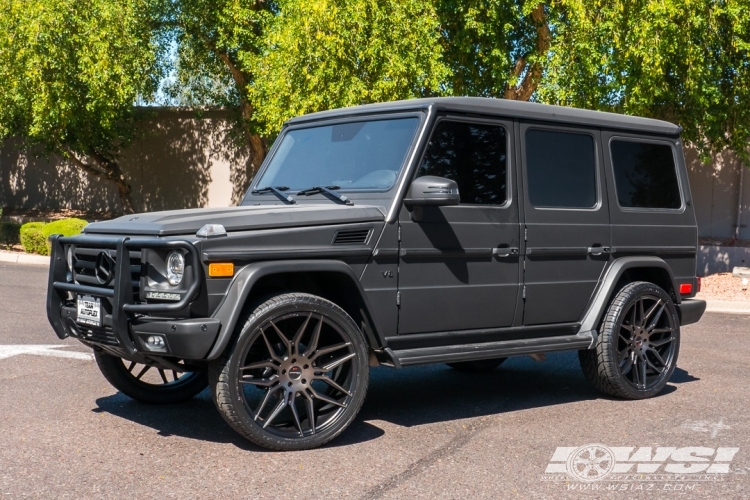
[1,263,748,499]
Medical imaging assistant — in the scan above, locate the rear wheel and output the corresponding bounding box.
[446,358,507,372]
[94,350,208,404]
[579,281,680,399]
[209,293,369,451]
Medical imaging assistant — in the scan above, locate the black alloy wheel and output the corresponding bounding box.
[94,350,208,404]
[579,281,680,399]
[210,293,369,451]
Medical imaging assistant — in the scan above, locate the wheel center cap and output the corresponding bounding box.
[288,366,302,380]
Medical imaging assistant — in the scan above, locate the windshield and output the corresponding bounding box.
[253,117,421,192]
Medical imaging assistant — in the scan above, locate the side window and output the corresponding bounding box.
[418,120,508,205]
[525,129,597,208]
[610,140,681,209]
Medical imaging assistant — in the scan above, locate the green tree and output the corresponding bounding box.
[537,0,750,161]
[0,0,167,213]
[246,0,450,136]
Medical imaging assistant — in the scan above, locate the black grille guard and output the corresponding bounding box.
[47,234,202,355]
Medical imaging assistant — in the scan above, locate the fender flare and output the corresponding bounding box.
[205,260,382,360]
[578,256,680,343]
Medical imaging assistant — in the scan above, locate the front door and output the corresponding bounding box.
[397,117,521,334]
[519,123,611,325]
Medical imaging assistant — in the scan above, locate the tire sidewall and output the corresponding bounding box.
[602,282,681,399]
[222,293,369,450]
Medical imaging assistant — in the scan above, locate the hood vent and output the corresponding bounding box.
[333,228,371,245]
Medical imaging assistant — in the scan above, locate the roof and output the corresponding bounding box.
[286,97,681,136]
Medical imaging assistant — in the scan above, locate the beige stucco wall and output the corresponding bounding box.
[0,109,251,214]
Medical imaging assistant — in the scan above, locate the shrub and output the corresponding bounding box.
[19,218,88,255]
[20,222,48,255]
[43,218,88,239]
[0,222,21,245]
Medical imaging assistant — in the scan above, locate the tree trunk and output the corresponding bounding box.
[503,3,551,101]
[64,148,136,214]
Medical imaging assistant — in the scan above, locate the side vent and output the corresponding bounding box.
[333,228,371,245]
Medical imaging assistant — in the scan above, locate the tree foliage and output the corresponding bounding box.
[0,0,167,213]
[246,0,450,136]
[537,0,750,162]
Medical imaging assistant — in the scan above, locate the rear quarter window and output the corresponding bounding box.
[610,140,682,209]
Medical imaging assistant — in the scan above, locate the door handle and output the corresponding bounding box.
[492,247,519,257]
[587,246,611,256]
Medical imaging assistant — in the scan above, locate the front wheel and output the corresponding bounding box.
[94,350,208,404]
[579,281,680,399]
[209,293,369,451]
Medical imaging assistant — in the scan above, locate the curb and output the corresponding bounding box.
[0,250,50,266]
[703,300,750,315]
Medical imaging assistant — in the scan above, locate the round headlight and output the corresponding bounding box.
[166,251,184,286]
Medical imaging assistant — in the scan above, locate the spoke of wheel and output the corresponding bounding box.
[639,356,647,388]
[646,347,667,366]
[158,369,168,384]
[319,352,356,372]
[646,303,666,332]
[127,361,136,373]
[302,391,316,435]
[291,313,312,356]
[254,387,279,421]
[310,342,351,362]
[303,316,324,358]
[638,299,645,327]
[288,392,304,436]
[172,370,179,381]
[240,361,276,371]
[644,356,664,374]
[618,348,631,366]
[241,375,278,387]
[260,329,283,363]
[629,303,637,328]
[643,299,662,325]
[621,324,633,333]
[135,365,151,380]
[650,336,674,347]
[619,331,631,343]
[315,374,352,397]
[269,320,292,355]
[621,355,634,376]
[262,396,288,429]
[632,356,641,385]
[310,388,347,408]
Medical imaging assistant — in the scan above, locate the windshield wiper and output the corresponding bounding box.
[296,185,353,205]
[251,185,296,204]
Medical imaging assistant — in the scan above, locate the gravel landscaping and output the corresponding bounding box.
[696,272,750,302]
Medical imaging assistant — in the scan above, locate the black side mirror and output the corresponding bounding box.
[403,176,460,207]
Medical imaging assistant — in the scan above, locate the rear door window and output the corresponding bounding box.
[525,129,597,208]
[610,140,682,209]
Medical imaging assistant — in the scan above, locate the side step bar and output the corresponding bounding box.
[378,332,596,368]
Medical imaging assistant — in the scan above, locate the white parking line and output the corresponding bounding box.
[0,345,93,361]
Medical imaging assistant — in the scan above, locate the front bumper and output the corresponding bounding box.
[47,234,219,359]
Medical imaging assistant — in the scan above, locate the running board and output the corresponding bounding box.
[380,332,596,368]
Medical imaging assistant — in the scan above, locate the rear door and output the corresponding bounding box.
[519,122,611,325]
[397,117,521,334]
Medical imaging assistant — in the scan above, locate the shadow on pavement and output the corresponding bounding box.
[93,350,692,448]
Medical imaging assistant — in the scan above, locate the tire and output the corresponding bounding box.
[209,293,369,451]
[94,350,208,404]
[446,357,507,372]
[579,281,680,399]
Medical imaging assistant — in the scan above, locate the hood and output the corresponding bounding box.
[83,204,386,236]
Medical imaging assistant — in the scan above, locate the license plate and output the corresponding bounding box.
[77,295,101,327]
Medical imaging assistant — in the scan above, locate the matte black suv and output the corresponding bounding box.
[46,97,706,450]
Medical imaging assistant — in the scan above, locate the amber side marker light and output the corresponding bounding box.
[679,283,693,295]
[208,263,234,277]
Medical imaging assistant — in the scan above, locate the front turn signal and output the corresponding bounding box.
[208,263,234,277]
